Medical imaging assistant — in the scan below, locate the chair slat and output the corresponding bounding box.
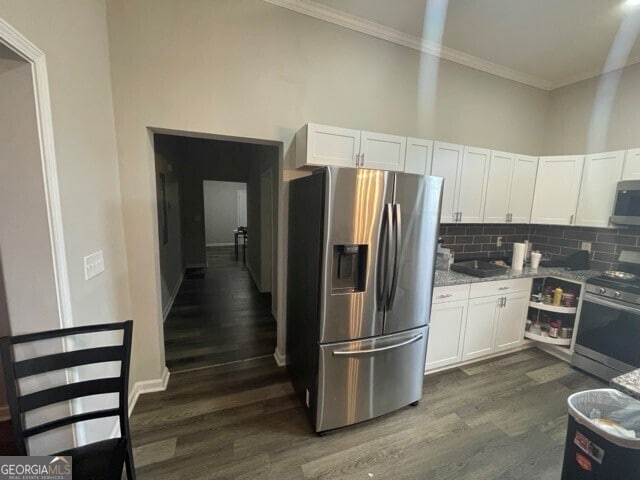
[19,378,122,413]
[24,408,121,438]
[6,321,130,345]
[13,346,124,379]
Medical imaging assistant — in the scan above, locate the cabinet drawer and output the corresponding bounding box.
[432,284,470,304]
[469,278,531,298]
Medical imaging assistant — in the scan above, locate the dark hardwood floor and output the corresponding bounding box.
[0,420,17,455]
[130,348,605,480]
[163,246,277,372]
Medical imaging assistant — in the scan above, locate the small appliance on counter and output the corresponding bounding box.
[573,250,640,381]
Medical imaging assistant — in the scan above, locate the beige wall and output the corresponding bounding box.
[546,62,640,154]
[106,0,550,374]
[0,0,131,444]
[203,181,246,245]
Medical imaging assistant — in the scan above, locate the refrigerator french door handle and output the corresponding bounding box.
[387,203,401,310]
[377,204,394,311]
[332,334,423,356]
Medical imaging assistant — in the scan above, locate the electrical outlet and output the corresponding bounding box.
[496,236,503,247]
[581,241,592,252]
[84,250,105,280]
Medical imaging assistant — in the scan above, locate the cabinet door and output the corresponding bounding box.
[458,147,490,223]
[426,300,467,371]
[530,155,585,225]
[404,137,433,175]
[575,151,625,227]
[303,123,361,168]
[495,292,528,352]
[508,155,539,224]
[483,151,514,223]
[432,142,464,223]
[622,148,640,181]
[462,296,499,361]
[360,131,406,172]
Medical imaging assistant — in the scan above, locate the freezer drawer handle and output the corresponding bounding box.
[332,334,423,357]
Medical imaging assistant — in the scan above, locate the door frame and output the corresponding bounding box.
[0,17,75,425]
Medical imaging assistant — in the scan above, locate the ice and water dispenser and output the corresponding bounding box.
[331,244,368,294]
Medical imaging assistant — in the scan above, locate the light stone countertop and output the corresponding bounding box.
[434,266,602,287]
[611,370,640,401]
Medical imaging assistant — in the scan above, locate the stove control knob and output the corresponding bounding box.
[613,291,622,298]
[597,287,606,294]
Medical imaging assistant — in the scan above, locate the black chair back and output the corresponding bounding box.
[0,320,133,456]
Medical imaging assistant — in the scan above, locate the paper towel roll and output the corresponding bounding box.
[512,242,525,271]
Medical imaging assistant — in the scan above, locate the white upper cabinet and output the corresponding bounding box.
[431,142,464,224]
[622,148,640,180]
[404,137,433,175]
[457,147,490,223]
[575,151,625,227]
[296,123,361,168]
[530,155,585,225]
[508,155,539,224]
[483,151,515,224]
[295,123,408,172]
[360,131,406,172]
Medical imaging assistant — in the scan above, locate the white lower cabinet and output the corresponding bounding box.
[425,300,467,371]
[495,292,529,351]
[462,296,499,361]
[428,279,531,372]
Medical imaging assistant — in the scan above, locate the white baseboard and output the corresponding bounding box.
[163,271,185,321]
[247,263,265,292]
[273,347,286,367]
[424,343,534,376]
[0,405,9,421]
[110,366,171,438]
[206,242,234,247]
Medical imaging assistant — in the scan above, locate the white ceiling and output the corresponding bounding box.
[269,0,640,90]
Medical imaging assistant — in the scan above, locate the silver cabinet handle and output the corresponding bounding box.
[458,212,462,222]
[361,152,365,166]
[437,293,453,298]
[498,286,510,290]
[506,213,510,223]
[332,334,423,357]
[569,214,574,224]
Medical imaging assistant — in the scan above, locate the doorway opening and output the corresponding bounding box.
[153,133,279,372]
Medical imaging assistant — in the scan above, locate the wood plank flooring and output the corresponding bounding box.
[130,348,605,480]
[164,246,276,372]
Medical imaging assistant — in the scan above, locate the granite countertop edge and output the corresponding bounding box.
[611,370,640,401]
[434,267,602,287]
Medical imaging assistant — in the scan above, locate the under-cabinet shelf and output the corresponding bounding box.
[524,330,572,346]
[528,302,577,314]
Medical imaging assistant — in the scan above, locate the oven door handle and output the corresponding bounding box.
[584,293,640,315]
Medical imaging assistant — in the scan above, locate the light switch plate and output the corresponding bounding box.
[84,250,105,280]
[581,241,592,252]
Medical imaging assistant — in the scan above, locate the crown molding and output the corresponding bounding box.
[550,57,640,90]
[264,0,554,90]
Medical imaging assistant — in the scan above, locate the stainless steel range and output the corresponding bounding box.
[572,250,640,381]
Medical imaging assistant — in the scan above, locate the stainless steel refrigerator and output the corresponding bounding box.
[287,167,443,433]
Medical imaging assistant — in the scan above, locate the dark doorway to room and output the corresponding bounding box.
[153,134,278,372]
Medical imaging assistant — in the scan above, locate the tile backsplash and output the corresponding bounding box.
[439,223,640,271]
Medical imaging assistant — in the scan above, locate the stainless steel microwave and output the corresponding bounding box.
[611,180,640,226]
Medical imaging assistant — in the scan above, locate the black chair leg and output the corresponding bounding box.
[125,443,136,480]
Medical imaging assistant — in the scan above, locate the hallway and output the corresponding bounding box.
[163,246,276,372]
